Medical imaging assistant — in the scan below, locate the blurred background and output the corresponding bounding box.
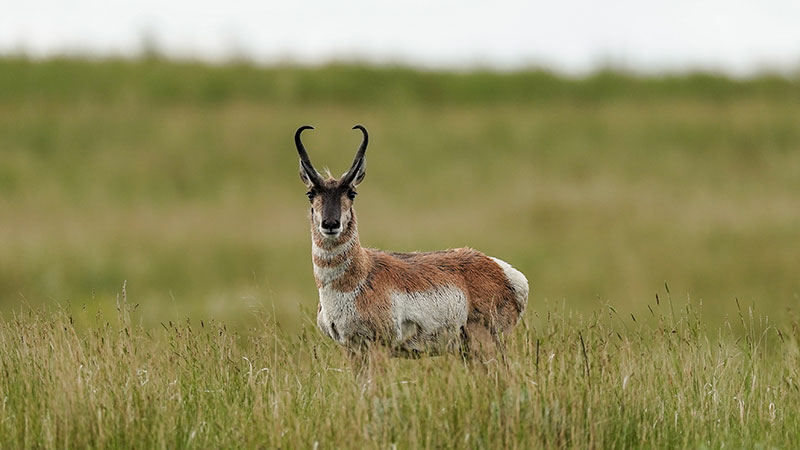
[1,1,799,330]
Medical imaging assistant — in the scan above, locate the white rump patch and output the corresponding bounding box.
[490,257,529,313]
[390,285,468,352]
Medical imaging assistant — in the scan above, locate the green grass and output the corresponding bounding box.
[1,57,799,329]
[1,290,797,448]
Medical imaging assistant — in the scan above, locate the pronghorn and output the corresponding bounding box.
[295,125,529,367]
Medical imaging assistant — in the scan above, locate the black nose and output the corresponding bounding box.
[322,219,340,231]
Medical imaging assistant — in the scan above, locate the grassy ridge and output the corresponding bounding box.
[1,57,799,105]
[1,293,797,448]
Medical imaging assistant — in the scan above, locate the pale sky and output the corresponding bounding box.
[2,0,800,75]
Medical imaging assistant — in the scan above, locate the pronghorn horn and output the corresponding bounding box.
[295,125,323,186]
[342,125,368,185]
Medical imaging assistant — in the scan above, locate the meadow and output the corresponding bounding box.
[1,56,799,447]
[1,286,798,448]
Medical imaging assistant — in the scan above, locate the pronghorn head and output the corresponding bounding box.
[295,125,368,240]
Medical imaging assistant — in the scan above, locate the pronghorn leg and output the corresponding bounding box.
[491,329,510,371]
[347,342,388,380]
[487,309,511,371]
[462,322,498,366]
[346,347,369,378]
[366,343,389,379]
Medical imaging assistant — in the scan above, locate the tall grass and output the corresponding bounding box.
[1,285,797,448]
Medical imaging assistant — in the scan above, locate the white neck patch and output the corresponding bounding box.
[312,234,355,260]
[317,279,366,345]
[313,259,351,285]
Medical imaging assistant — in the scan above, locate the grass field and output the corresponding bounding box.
[1,56,799,447]
[1,289,798,448]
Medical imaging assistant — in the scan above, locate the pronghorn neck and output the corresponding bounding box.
[311,210,368,289]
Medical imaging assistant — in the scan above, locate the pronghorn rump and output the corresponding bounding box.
[313,214,529,356]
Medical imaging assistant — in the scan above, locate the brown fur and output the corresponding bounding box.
[311,205,523,352]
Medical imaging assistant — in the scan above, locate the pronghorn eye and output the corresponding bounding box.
[347,190,357,201]
[306,191,315,202]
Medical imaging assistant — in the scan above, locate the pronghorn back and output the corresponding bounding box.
[369,248,527,330]
[295,125,530,360]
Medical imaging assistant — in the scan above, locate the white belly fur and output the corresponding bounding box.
[317,284,468,353]
[390,285,468,353]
